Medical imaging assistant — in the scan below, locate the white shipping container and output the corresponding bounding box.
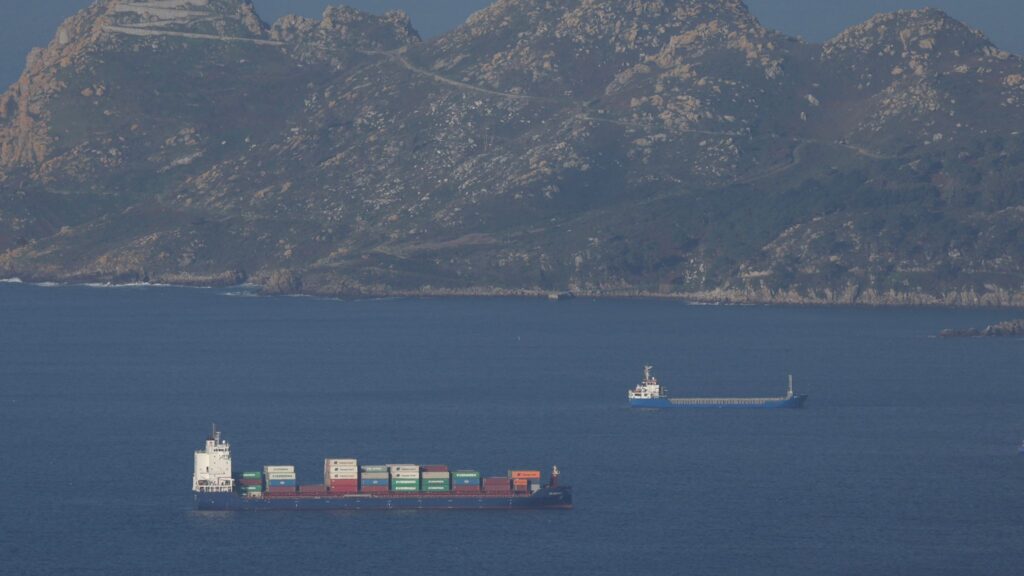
[325,459,358,466]
[327,473,359,479]
[266,473,297,480]
[387,464,418,469]
[421,472,450,479]
[391,473,420,479]
[264,466,295,473]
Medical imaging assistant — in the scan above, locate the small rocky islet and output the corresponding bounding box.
[939,319,1024,338]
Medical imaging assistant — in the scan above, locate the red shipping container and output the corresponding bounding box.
[329,480,359,490]
[453,486,482,493]
[299,485,328,494]
[421,465,449,472]
[266,486,296,493]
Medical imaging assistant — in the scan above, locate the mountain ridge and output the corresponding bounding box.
[1,0,1022,306]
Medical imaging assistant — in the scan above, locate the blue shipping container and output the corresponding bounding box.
[268,479,297,487]
[360,479,389,486]
[454,478,480,485]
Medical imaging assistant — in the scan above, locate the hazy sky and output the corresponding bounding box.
[1,0,1022,87]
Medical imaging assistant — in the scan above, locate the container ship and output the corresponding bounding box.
[192,427,572,511]
[628,365,808,409]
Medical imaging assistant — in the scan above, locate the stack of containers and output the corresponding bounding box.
[300,484,328,494]
[420,465,451,492]
[509,470,541,493]
[451,470,481,493]
[360,465,389,493]
[264,466,297,494]
[237,471,263,497]
[325,459,359,493]
[389,464,420,492]
[482,476,511,494]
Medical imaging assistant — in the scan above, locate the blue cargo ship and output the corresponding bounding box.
[192,428,572,511]
[628,366,808,409]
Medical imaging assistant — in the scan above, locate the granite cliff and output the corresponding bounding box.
[1,0,1022,304]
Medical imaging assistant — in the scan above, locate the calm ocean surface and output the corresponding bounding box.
[1,283,1022,575]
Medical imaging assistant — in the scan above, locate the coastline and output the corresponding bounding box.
[3,274,1024,309]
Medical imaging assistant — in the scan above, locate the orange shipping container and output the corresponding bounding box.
[509,470,541,480]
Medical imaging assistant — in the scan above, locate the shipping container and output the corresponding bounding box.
[509,470,542,480]
[421,465,449,472]
[264,466,295,473]
[359,485,389,493]
[266,486,296,493]
[421,472,450,480]
[241,471,263,479]
[360,478,388,486]
[267,479,297,487]
[452,470,480,478]
[360,472,389,480]
[300,485,328,494]
[325,459,357,466]
[361,465,388,472]
[390,479,419,491]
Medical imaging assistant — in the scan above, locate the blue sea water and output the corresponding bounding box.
[1,283,1022,576]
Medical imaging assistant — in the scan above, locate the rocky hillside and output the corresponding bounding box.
[1,0,1022,305]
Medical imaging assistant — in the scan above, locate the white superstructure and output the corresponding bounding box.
[192,425,234,493]
[628,365,667,400]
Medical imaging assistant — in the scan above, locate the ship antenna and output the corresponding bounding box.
[788,375,794,399]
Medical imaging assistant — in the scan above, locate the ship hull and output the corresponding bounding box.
[194,486,572,511]
[629,395,808,409]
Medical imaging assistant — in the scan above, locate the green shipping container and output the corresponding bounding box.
[362,466,388,473]
[391,479,419,489]
[391,486,419,492]
[241,471,263,479]
[452,471,480,478]
[424,485,451,492]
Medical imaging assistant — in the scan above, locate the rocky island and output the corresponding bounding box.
[1,0,1023,305]
[939,319,1024,337]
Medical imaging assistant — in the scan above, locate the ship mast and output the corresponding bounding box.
[787,375,794,399]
